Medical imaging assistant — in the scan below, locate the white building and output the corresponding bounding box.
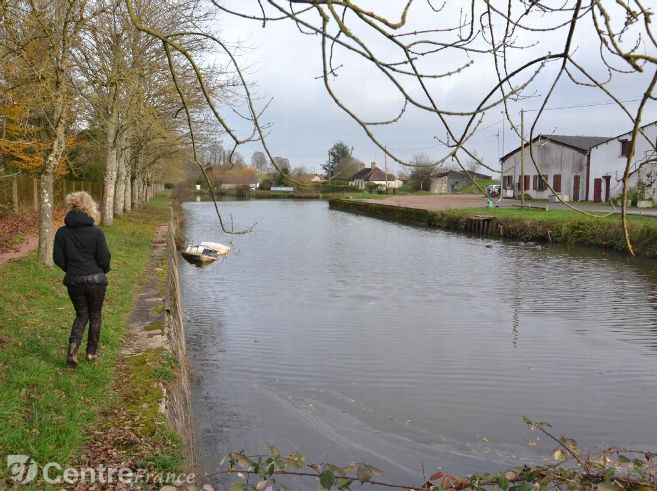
[588,121,657,203]
[501,135,608,201]
[349,163,402,190]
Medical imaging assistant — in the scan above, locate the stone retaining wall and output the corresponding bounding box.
[164,216,196,471]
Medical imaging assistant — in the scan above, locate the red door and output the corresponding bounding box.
[593,178,602,202]
[573,175,580,202]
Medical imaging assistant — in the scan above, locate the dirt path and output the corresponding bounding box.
[0,212,65,266]
[0,234,39,265]
[121,223,169,355]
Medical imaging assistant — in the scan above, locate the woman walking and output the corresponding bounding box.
[53,191,111,368]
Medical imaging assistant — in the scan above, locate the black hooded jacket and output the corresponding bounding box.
[53,211,111,285]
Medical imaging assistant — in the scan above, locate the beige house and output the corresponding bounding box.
[349,163,402,190]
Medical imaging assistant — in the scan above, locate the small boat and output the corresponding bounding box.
[181,241,231,263]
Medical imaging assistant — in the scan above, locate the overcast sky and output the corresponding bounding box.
[210,1,657,175]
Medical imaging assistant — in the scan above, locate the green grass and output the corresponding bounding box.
[450,206,657,224]
[0,195,171,480]
[457,178,498,194]
[437,206,657,255]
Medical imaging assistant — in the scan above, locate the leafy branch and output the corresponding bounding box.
[205,419,656,491]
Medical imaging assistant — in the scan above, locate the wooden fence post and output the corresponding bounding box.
[33,178,38,211]
[12,175,19,213]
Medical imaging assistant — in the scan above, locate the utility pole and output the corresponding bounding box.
[520,109,525,207]
[384,146,388,192]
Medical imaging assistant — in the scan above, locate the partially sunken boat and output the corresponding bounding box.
[181,241,230,264]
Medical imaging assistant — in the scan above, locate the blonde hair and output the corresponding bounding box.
[65,191,100,223]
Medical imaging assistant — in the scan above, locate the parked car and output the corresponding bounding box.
[486,184,501,197]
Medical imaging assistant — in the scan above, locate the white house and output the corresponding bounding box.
[349,163,402,190]
[501,135,608,201]
[588,121,657,203]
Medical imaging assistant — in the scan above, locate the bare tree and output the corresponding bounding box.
[118,1,656,250]
[251,151,269,171]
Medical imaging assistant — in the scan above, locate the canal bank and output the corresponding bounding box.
[329,198,657,257]
[0,196,195,488]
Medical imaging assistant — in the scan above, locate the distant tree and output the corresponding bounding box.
[271,156,290,174]
[466,150,482,175]
[259,176,273,190]
[334,156,362,181]
[274,166,290,186]
[251,151,269,171]
[409,153,433,192]
[322,141,352,179]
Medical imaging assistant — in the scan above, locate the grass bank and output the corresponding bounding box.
[329,199,657,257]
[0,195,181,486]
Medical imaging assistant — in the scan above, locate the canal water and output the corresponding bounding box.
[180,200,657,488]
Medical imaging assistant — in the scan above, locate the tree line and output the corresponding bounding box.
[0,0,225,264]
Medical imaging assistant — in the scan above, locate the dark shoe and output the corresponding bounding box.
[67,342,79,368]
[86,352,98,362]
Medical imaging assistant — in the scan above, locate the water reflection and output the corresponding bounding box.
[179,200,657,488]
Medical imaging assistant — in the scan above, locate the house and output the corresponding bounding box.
[349,163,402,190]
[501,134,608,201]
[310,174,326,183]
[430,169,492,193]
[588,121,657,202]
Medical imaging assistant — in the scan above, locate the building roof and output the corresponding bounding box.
[431,169,492,180]
[548,135,610,150]
[500,134,609,162]
[588,120,657,149]
[350,166,397,182]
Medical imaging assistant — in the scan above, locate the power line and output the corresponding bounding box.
[523,97,642,112]
[381,96,644,154]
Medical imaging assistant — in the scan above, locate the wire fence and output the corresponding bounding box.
[0,174,103,216]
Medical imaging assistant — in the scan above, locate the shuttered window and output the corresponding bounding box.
[553,174,562,192]
[532,175,538,190]
[620,139,631,157]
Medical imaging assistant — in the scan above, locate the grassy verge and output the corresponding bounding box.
[329,199,657,256]
[0,195,173,485]
[438,207,657,255]
[457,178,497,194]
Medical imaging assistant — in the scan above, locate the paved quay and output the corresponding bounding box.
[363,194,657,217]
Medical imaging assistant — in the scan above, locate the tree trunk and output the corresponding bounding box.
[37,173,55,265]
[38,90,68,265]
[132,174,140,208]
[102,95,119,225]
[113,133,126,216]
[124,169,132,212]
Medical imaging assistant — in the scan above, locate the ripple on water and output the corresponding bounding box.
[180,200,657,483]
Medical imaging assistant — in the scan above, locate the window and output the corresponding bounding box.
[553,174,562,192]
[519,175,530,192]
[536,174,547,191]
[533,175,538,190]
[620,139,631,157]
